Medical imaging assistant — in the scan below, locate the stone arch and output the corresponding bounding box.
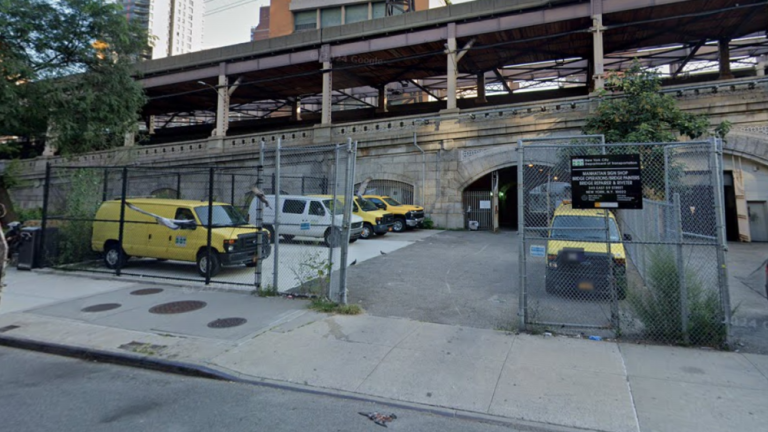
[723,131,768,166]
[456,143,520,192]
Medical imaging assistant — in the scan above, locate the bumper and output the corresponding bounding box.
[374,222,394,234]
[220,244,272,266]
[406,217,424,227]
[350,227,363,240]
[546,265,625,292]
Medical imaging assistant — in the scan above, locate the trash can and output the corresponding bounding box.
[17,227,40,270]
[16,227,58,270]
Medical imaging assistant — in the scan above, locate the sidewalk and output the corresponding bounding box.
[1,270,767,432]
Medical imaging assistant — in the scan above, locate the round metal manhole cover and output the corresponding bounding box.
[149,300,207,315]
[207,318,247,329]
[81,303,122,313]
[130,288,164,296]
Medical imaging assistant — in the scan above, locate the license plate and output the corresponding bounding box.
[568,252,579,261]
[578,282,594,290]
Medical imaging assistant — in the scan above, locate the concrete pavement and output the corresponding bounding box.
[2,271,767,432]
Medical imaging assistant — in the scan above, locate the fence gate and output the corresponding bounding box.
[517,138,730,345]
[463,191,493,230]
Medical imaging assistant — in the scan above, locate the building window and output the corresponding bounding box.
[345,4,367,24]
[372,2,386,19]
[320,7,342,28]
[294,10,317,32]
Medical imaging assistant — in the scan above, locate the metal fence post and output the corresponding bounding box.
[710,138,731,340]
[102,169,109,202]
[673,192,689,344]
[254,141,265,289]
[117,167,128,277]
[205,167,214,285]
[606,207,618,333]
[517,141,527,330]
[273,138,281,293]
[230,174,236,205]
[338,139,356,305]
[664,146,670,202]
[328,144,340,291]
[39,163,51,268]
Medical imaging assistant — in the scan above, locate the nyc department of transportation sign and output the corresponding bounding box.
[570,154,643,210]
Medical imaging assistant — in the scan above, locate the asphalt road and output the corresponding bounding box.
[0,347,524,432]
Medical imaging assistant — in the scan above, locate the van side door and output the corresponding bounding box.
[281,199,307,237]
[165,207,199,262]
[307,200,327,237]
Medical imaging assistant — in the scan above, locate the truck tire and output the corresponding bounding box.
[197,250,221,277]
[360,223,373,239]
[392,218,406,233]
[104,242,128,269]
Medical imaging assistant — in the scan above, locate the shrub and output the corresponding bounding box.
[628,247,726,347]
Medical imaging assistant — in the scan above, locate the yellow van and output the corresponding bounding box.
[92,198,271,277]
[545,202,628,299]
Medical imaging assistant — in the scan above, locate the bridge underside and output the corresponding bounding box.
[139,0,768,142]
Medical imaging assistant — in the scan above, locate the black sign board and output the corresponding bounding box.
[570,154,643,210]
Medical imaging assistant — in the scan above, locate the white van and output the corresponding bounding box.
[249,195,363,247]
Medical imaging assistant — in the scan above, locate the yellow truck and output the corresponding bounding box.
[92,198,271,277]
[362,195,425,233]
[545,202,629,300]
[310,195,394,240]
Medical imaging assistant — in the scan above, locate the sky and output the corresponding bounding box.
[202,0,474,50]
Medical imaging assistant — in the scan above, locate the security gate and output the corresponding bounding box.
[463,190,493,230]
[517,138,730,345]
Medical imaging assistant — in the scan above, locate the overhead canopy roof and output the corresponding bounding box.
[140,0,768,116]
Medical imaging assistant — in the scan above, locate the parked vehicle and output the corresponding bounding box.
[92,198,271,277]
[528,181,571,226]
[545,201,629,300]
[362,195,425,232]
[311,195,394,240]
[249,195,363,246]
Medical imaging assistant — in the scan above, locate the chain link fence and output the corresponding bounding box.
[40,139,358,304]
[518,138,730,347]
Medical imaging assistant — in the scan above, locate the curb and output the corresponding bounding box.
[0,333,603,432]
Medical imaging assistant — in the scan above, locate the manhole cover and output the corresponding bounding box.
[130,288,164,296]
[149,300,207,315]
[81,303,122,313]
[207,318,247,329]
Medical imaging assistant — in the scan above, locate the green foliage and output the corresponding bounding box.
[0,159,26,189]
[255,285,279,297]
[0,0,148,156]
[628,247,726,347]
[421,216,434,229]
[291,250,333,296]
[58,169,102,264]
[16,207,42,223]
[308,299,362,315]
[583,61,727,143]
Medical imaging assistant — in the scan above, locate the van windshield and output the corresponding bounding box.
[195,205,248,227]
[322,199,345,215]
[550,216,619,242]
[357,198,379,211]
[383,197,402,206]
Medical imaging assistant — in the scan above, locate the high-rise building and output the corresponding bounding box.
[119,0,205,60]
[252,0,429,40]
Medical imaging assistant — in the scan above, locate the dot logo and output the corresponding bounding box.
[572,159,585,167]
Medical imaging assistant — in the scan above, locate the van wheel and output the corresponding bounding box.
[197,250,221,277]
[392,218,406,233]
[282,235,294,242]
[104,243,128,269]
[325,227,341,248]
[360,223,373,239]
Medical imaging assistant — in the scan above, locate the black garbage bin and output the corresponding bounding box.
[17,227,40,270]
[16,227,58,270]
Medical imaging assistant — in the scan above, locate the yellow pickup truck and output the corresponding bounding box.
[310,195,394,240]
[92,198,271,277]
[545,202,628,300]
[363,195,425,233]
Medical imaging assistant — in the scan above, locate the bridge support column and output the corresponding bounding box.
[291,97,302,121]
[590,12,605,92]
[445,27,458,112]
[321,61,332,125]
[757,55,766,77]
[215,63,229,137]
[377,85,388,113]
[719,39,734,80]
[476,72,487,104]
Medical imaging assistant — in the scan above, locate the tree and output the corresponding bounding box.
[0,0,148,157]
[582,60,729,142]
